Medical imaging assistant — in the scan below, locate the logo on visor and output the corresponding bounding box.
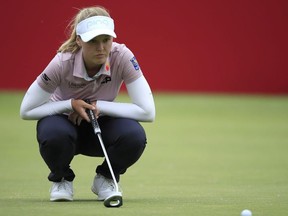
[130,56,140,71]
[87,19,110,30]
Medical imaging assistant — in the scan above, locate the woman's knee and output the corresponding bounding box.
[119,121,147,153]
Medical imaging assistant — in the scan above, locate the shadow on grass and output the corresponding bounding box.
[1,196,191,204]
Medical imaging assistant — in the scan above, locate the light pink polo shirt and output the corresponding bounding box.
[37,42,143,102]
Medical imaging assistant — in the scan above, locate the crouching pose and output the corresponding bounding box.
[20,6,155,202]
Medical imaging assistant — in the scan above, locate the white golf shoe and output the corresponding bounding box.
[91,174,121,201]
[50,179,73,201]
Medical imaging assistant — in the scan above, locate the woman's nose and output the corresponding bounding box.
[95,42,104,50]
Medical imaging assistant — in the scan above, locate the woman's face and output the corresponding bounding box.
[77,35,113,71]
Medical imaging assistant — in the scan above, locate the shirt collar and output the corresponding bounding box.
[73,49,111,81]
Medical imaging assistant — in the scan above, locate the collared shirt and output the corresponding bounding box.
[37,42,142,102]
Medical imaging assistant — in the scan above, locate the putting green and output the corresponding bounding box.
[0,92,288,216]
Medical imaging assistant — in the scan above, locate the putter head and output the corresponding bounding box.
[103,192,123,208]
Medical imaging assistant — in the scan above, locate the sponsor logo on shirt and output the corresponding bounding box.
[101,77,112,84]
[68,82,87,88]
[105,62,110,72]
[41,73,51,84]
[130,56,140,71]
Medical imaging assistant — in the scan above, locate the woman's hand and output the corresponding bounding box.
[68,99,99,125]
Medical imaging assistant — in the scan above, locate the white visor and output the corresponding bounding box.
[76,16,117,42]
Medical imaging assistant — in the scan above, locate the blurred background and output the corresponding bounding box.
[1,0,287,94]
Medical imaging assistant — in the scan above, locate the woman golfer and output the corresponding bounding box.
[20,6,155,203]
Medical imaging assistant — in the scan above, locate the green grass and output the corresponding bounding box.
[0,91,288,216]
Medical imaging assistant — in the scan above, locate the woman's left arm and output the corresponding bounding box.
[97,76,155,122]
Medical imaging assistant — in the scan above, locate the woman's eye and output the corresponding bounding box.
[103,38,110,43]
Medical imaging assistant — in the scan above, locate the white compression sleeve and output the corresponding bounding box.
[20,81,73,120]
[97,76,156,122]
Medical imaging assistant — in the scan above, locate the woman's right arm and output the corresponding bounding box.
[20,81,96,121]
[20,81,73,120]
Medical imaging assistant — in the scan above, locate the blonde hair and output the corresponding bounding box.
[58,6,111,53]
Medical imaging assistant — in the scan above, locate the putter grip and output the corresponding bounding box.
[85,100,101,134]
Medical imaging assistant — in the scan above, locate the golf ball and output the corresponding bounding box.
[241,209,252,216]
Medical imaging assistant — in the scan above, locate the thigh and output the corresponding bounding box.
[99,117,146,146]
[37,115,102,157]
[37,114,78,145]
[77,116,146,156]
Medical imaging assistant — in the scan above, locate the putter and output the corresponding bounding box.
[85,100,123,208]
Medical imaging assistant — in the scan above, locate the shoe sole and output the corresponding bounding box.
[50,196,73,202]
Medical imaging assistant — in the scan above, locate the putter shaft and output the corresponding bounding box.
[96,133,119,192]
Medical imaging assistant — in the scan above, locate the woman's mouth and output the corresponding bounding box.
[96,54,105,58]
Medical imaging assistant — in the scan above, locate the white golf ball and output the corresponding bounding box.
[241,209,252,216]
